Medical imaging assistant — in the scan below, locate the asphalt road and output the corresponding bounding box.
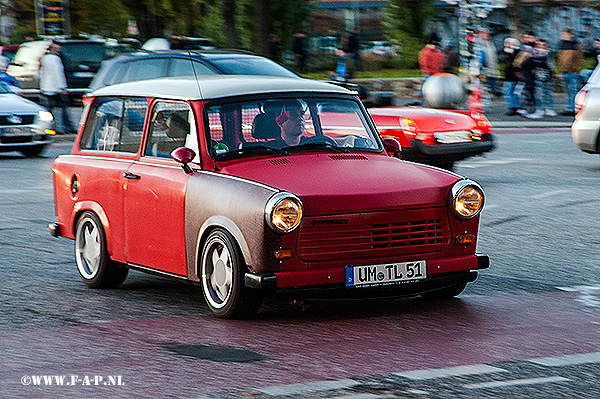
[1,127,599,399]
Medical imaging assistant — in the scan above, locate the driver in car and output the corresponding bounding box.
[273,99,306,147]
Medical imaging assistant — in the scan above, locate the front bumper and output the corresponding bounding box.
[0,132,53,152]
[245,254,489,300]
[403,137,494,163]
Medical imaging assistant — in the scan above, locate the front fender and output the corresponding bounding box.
[184,171,283,282]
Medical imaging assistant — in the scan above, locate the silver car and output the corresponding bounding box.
[0,82,55,157]
[572,62,600,154]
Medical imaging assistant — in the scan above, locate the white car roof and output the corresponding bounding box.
[89,75,352,100]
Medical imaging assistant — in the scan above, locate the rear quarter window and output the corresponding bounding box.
[80,97,147,153]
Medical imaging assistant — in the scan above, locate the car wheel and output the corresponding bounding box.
[75,211,128,288]
[421,282,467,300]
[201,228,264,318]
[20,145,45,157]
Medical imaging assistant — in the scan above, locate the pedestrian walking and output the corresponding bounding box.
[419,33,444,82]
[39,41,75,134]
[499,37,522,115]
[525,39,556,118]
[514,32,537,115]
[557,29,583,116]
[479,29,500,97]
[582,38,600,82]
[343,29,362,77]
[292,32,308,73]
[442,40,460,75]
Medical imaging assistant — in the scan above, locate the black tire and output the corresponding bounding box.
[20,145,45,157]
[74,211,128,288]
[201,228,264,318]
[421,282,467,300]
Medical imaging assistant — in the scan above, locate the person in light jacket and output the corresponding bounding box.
[39,41,75,133]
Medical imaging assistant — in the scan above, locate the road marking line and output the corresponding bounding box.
[464,376,569,389]
[334,394,381,399]
[256,378,359,396]
[393,364,507,380]
[528,352,600,367]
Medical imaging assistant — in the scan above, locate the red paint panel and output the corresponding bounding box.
[124,160,189,276]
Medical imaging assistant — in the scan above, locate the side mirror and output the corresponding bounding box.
[171,147,196,174]
[382,137,402,158]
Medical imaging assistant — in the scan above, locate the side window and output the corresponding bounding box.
[122,59,168,83]
[79,97,147,153]
[145,102,198,160]
[169,59,216,77]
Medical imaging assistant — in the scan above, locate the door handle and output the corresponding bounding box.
[123,172,141,180]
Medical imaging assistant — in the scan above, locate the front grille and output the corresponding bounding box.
[0,115,35,126]
[297,207,451,262]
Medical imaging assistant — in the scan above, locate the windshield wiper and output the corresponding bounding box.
[285,142,349,153]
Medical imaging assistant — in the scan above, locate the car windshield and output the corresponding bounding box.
[206,96,380,160]
[208,57,298,77]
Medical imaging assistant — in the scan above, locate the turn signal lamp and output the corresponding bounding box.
[44,129,57,135]
[274,248,294,260]
[455,233,476,245]
[400,117,417,137]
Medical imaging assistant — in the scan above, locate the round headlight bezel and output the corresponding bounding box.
[265,192,303,234]
[449,180,484,220]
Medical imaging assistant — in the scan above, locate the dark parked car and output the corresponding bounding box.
[86,50,300,95]
[8,39,106,99]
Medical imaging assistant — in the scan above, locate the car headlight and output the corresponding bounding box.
[450,180,484,219]
[38,110,54,123]
[265,192,303,233]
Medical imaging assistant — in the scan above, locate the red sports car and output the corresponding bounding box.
[369,107,494,170]
[50,76,488,318]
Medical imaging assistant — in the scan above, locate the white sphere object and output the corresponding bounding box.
[422,74,465,109]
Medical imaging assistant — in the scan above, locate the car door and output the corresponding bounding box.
[75,97,147,262]
[123,101,198,276]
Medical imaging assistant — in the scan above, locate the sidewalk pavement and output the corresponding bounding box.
[395,92,574,129]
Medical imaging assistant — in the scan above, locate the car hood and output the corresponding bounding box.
[219,153,461,214]
[369,107,476,132]
[0,93,42,113]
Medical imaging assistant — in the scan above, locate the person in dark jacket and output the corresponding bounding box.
[499,37,522,115]
[523,39,555,118]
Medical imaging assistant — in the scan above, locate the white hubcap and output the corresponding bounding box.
[207,244,233,306]
[78,222,101,278]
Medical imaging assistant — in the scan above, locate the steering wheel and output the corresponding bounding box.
[304,135,338,147]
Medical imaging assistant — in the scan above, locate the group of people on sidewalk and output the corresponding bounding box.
[419,28,587,119]
[501,29,583,118]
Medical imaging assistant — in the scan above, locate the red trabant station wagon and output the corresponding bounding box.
[50,76,488,318]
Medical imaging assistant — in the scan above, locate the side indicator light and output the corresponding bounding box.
[455,233,476,245]
[274,248,294,260]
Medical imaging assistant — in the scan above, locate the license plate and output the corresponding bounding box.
[346,260,427,287]
[434,131,472,144]
[1,127,31,136]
